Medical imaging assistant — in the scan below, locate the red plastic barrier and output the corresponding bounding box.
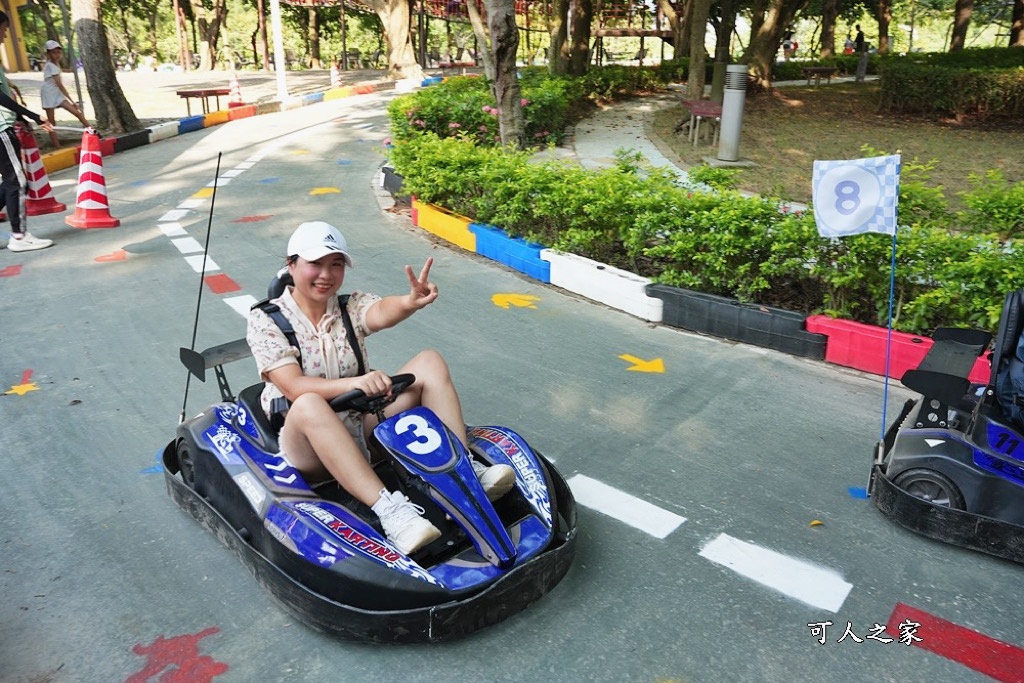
[806,315,991,383]
[228,104,257,121]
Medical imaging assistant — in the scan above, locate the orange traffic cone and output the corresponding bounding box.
[65,130,119,229]
[16,125,66,216]
[330,60,342,88]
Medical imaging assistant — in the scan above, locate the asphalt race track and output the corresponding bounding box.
[2,90,1021,682]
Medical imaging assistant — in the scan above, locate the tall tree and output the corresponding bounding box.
[466,0,496,81]
[949,0,974,49]
[485,0,525,147]
[658,0,686,51]
[819,0,838,57]
[876,0,892,52]
[366,0,422,80]
[743,0,809,90]
[189,0,228,70]
[568,0,592,75]
[1012,0,1024,46]
[71,0,141,133]
[548,0,570,74]
[686,0,711,98]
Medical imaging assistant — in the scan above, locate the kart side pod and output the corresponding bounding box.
[374,406,517,568]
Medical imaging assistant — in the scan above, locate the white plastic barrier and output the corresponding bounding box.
[540,249,663,322]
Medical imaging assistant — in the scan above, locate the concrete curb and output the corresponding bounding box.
[38,77,404,174]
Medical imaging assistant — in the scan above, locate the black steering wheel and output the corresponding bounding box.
[328,373,415,416]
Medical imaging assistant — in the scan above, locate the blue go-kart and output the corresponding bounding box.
[162,277,577,643]
[870,289,1024,564]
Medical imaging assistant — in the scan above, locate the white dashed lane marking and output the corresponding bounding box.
[699,533,853,612]
[567,474,686,539]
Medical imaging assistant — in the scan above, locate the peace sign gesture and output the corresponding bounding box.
[405,257,439,310]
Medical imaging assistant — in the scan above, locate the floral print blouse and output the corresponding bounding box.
[246,287,381,434]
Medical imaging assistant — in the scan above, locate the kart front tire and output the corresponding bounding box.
[893,468,965,509]
[177,440,197,489]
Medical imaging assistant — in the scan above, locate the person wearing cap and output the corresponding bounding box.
[0,12,56,252]
[40,39,92,149]
[246,222,515,555]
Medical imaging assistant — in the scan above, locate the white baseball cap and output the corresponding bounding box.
[286,221,353,266]
[44,40,62,51]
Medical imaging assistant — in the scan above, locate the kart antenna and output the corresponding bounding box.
[179,152,223,424]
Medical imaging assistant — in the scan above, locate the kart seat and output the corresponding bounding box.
[990,289,1024,428]
[237,381,281,452]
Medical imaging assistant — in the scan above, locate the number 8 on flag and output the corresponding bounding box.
[812,155,900,237]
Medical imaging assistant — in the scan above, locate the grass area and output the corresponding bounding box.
[649,82,1024,211]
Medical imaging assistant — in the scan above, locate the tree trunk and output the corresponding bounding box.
[257,0,270,71]
[148,9,160,60]
[174,0,190,70]
[685,0,711,98]
[466,0,495,81]
[568,0,592,75]
[658,0,685,52]
[368,0,423,80]
[548,0,570,74]
[308,9,321,69]
[190,0,228,71]
[1011,0,1024,47]
[713,0,739,62]
[876,0,892,53]
[485,0,525,148]
[949,0,973,50]
[743,0,808,91]
[819,0,837,57]
[71,0,141,133]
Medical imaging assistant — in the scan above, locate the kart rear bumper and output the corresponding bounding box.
[164,466,577,642]
[870,464,1024,565]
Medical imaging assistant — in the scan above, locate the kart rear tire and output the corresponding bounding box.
[177,440,197,489]
[893,468,965,510]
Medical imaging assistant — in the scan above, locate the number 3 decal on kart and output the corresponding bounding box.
[395,415,442,455]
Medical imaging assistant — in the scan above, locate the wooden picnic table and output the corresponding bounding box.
[176,88,231,116]
[676,99,723,147]
[801,66,838,86]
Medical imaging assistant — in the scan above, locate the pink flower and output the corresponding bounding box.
[415,119,425,126]
[382,137,391,146]
[542,131,549,136]
[479,125,488,131]
[448,122,461,128]
[482,105,493,113]
[520,98,530,107]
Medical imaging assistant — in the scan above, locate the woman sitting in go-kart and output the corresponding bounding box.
[246,221,514,555]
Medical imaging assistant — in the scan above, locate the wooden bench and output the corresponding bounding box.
[176,88,231,116]
[674,99,723,147]
[801,66,838,86]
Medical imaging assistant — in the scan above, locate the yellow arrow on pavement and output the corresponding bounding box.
[618,354,665,373]
[492,294,540,309]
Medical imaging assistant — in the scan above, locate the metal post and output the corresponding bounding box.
[717,64,747,162]
[54,0,83,111]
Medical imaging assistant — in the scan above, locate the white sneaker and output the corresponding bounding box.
[8,232,53,252]
[472,459,516,501]
[372,489,440,555]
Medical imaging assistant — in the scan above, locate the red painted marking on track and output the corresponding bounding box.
[20,369,32,384]
[230,215,274,223]
[0,264,22,277]
[204,273,241,294]
[888,603,1024,683]
[95,250,127,262]
[127,627,228,682]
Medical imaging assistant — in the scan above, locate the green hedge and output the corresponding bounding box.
[879,53,1024,118]
[391,133,1024,335]
[387,66,672,147]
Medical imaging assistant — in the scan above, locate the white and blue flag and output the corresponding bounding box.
[812,154,900,237]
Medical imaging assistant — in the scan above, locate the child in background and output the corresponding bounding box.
[40,40,91,148]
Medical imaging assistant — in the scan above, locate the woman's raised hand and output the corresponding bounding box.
[405,257,439,310]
